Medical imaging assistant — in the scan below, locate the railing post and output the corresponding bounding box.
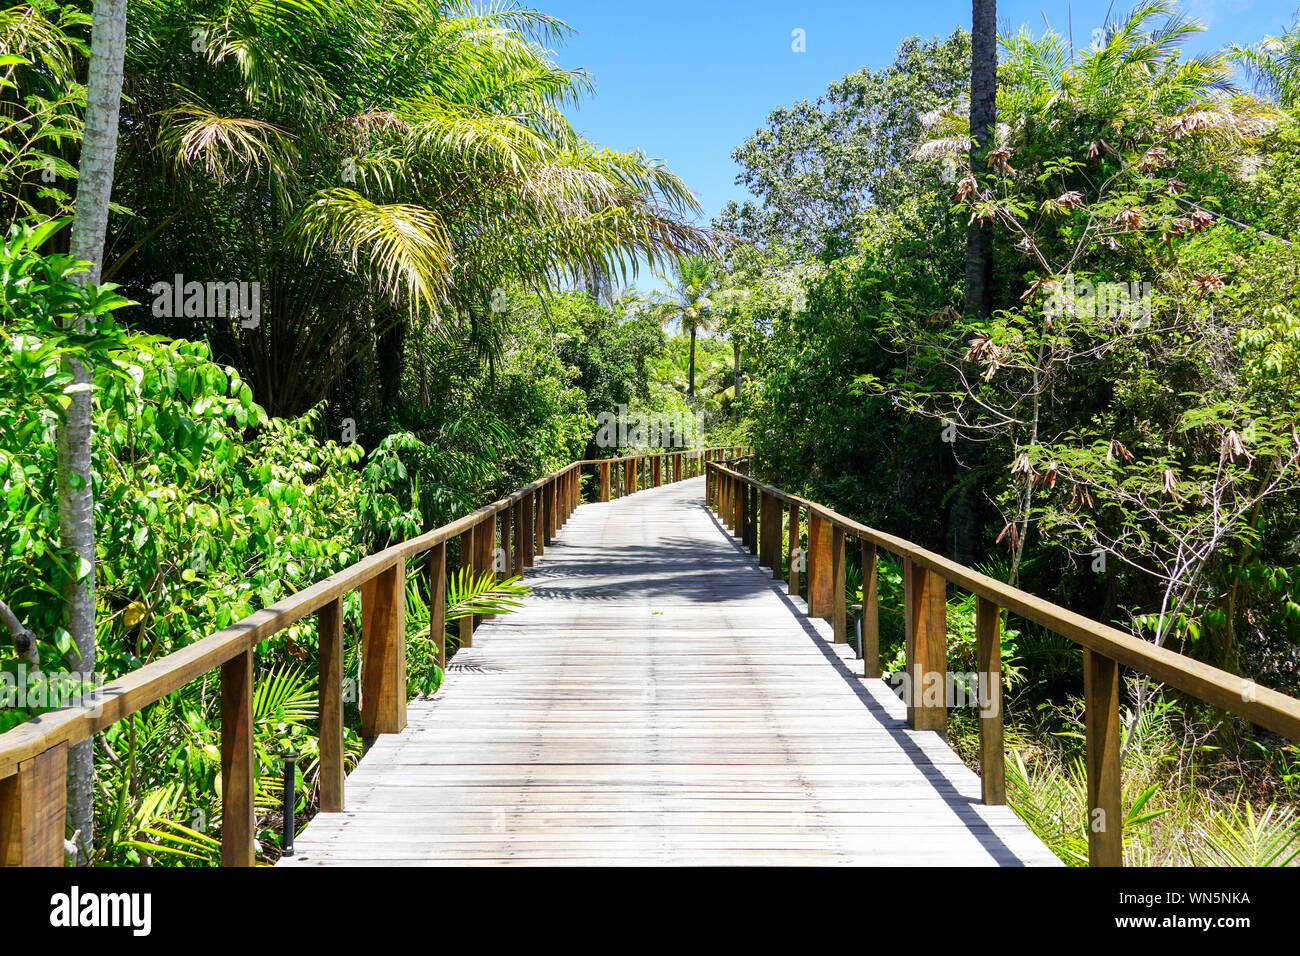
[905,560,947,735]
[429,542,447,676]
[512,501,524,576]
[600,461,610,501]
[746,486,758,555]
[460,531,476,646]
[533,489,545,557]
[769,496,784,580]
[734,477,746,540]
[476,513,497,623]
[1084,648,1123,866]
[0,742,67,866]
[831,525,846,643]
[740,482,749,541]
[541,481,552,544]
[361,557,407,736]
[546,479,557,542]
[523,491,535,566]
[221,647,255,866]
[758,491,777,571]
[976,596,1005,805]
[500,504,513,577]
[788,504,801,597]
[740,483,750,545]
[318,597,345,813]
[861,542,880,678]
[807,511,832,617]
[733,478,743,535]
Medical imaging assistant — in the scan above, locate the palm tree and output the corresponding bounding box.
[108,1,718,416]
[653,256,720,398]
[995,2,1252,150]
[711,273,754,418]
[949,0,998,570]
[611,286,650,320]
[0,4,88,222]
[965,0,996,322]
[1233,21,1300,108]
[920,2,1257,175]
[61,0,129,864]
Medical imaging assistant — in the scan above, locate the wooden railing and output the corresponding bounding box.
[706,461,1300,867]
[586,446,745,501]
[0,446,742,867]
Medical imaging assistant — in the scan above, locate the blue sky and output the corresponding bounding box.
[542,0,1298,240]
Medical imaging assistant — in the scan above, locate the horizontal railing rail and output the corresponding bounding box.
[576,445,746,501]
[705,460,1300,867]
[0,446,744,867]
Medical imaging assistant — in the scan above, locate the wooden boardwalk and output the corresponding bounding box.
[283,477,1060,866]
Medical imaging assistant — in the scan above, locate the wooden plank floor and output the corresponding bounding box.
[282,476,1061,866]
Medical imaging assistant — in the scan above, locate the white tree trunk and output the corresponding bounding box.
[61,0,128,865]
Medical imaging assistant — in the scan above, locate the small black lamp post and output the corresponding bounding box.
[281,750,300,858]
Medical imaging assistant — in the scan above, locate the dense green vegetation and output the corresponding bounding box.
[719,2,1300,863]
[0,1,729,864]
[2,0,1299,866]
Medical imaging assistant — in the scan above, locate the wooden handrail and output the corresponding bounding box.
[705,460,1300,867]
[0,445,744,866]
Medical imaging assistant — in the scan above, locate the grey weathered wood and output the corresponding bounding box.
[283,479,1059,867]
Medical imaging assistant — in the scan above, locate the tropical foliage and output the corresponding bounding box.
[4,0,1300,868]
[725,0,1300,864]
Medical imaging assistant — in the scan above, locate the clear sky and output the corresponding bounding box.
[541,0,1299,243]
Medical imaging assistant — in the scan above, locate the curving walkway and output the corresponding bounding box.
[282,477,1060,866]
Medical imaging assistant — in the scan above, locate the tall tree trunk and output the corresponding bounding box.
[965,0,997,322]
[375,315,406,413]
[61,0,128,864]
[688,325,696,398]
[951,0,997,568]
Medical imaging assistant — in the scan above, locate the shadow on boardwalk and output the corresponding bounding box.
[283,477,1062,867]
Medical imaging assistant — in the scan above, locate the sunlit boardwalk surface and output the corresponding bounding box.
[283,477,1060,866]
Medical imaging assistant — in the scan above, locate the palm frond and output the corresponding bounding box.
[289,188,454,310]
[445,568,529,621]
[158,96,297,183]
